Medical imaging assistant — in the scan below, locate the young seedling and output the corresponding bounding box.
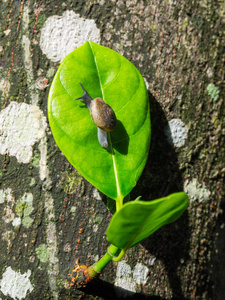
[48,41,189,288]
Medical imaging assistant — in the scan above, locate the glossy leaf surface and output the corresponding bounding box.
[107,192,189,249]
[48,41,150,201]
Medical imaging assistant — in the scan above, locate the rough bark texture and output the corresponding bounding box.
[0,1,224,300]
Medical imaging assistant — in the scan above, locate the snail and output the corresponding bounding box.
[75,83,117,148]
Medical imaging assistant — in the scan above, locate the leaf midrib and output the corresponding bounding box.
[89,41,122,201]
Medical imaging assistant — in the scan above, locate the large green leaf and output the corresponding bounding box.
[48,41,150,201]
[107,192,189,249]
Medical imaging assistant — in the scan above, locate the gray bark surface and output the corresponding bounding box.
[0,1,224,299]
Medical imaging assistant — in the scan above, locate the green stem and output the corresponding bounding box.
[116,197,122,211]
[112,249,126,262]
[88,193,126,278]
[88,244,121,277]
[116,194,124,211]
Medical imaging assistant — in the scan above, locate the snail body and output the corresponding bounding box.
[75,83,117,148]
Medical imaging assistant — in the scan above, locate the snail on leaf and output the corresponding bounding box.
[75,83,117,148]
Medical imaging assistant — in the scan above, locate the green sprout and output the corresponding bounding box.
[48,41,189,287]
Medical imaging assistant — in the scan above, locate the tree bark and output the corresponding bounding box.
[0,1,224,299]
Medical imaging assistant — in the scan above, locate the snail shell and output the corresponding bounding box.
[75,83,117,148]
[90,98,117,132]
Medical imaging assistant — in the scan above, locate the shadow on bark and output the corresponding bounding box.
[131,92,190,299]
[82,278,167,300]
[210,197,225,300]
[63,277,166,299]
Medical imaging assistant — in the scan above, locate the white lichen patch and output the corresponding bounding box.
[0,101,47,162]
[46,67,55,78]
[12,217,22,227]
[40,10,101,63]
[0,188,13,204]
[4,29,11,36]
[0,188,15,224]
[63,243,71,253]
[115,277,136,293]
[0,267,33,300]
[0,68,10,102]
[22,35,39,106]
[15,193,34,228]
[0,189,16,249]
[115,261,136,292]
[36,77,49,90]
[0,189,34,228]
[44,193,59,299]
[133,263,149,285]
[116,261,132,278]
[36,244,50,263]
[184,179,211,203]
[70,206,77,213]
[207,83,220,101]
[29,178,35,186]
[2,205,15,223]
[148,257,156,266]
[93,224,99,232]
[2,230,16,250]
[165,118,188,147]
[0,77,8,98]
[93,188,101,200]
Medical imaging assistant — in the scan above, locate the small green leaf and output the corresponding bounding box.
[48,41,150,201]
[107,192,189,250]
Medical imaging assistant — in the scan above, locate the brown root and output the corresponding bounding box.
[67,263,92,289]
